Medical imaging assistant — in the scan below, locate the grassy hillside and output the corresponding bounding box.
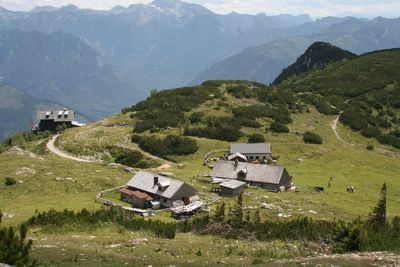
[45,79,400,222]
[1,49,400,265]
[273,42,357,84]
[280,48,400,149]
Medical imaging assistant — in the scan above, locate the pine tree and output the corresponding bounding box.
[231,194,243,228]
[0,211,35,266]
[253,210,261,225]
[213,202,225,222]
[369,183,387,227]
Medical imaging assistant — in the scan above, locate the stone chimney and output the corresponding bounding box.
[235,159,239,167]
[154,175,159,185]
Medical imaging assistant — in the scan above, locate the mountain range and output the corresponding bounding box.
[1,0,400,141]
[191,16,400,85]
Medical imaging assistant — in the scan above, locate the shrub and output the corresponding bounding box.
[366,144,374,151]
[189,112,204,124]
[303,132,323,144]
[164,135,198,155]
[270,122,289,133]
[106,146,156,168]
[238,118,262,128]
[248,134,265,143]
[135,135,198,157]
[5,177,17,186]
[184,116,242,141]
[227,84,254,99]
[315,100,339,115]
[361,127,380,138]
[0,212,35,266]
[27,207,176,239]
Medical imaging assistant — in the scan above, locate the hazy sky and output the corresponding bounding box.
[0,0,399,18]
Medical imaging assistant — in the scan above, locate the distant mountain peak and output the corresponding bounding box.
[150,0,214,16]
[31,6,59,13]
[273,42,357,84]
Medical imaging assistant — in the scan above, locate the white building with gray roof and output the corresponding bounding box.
[211,160,291,192]
[123,171,197,208]
[230,143,272,162]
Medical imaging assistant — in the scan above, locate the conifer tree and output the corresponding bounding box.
[213,202,225,222]
[231,194,243,228]
[369,183,387,227]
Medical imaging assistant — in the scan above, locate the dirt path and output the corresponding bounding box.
[275,252,400,266]
[47,134,96,163]
[330,114,346,143]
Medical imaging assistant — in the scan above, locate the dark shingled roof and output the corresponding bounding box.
[230,143,271,154]
[211,160,286,185]
[127,171,197,200]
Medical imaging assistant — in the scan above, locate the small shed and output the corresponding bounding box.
[119,188,153,209]
[219,180,247,196]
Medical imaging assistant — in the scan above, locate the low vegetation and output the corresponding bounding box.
[181,184,400,253]
[303,132,323,144]
[4,177,17,186]
[0,212,35,266]
[248,134,265,143]
[132,134,198,157]
[106,146,157,168]
[280,49,400,149]
[27,207,176,239]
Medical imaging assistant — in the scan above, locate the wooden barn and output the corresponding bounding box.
[211,160,292,192]
[120,171,197,208]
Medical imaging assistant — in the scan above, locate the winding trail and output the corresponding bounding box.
[47,134,96,163]
[330,113,346,143]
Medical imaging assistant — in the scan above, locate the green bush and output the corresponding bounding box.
[128,84,220,132]
[248,134,265,143]
[4,177,17,186]
[106,146,156,168]
[366,144,374,151]
[184,116,242,141]
[189,112,204,124]
[0,212,35,266]
[303,132,323,144]
[134,135,198,157]
[361,127,381,138]
[227,84,254,99]
[27,207,176,239]
[270,122,289,133]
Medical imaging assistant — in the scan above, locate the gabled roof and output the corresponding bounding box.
[38,110,75,122]
[220,179,247,189]
[227,152,247,162]
[211,160,286,185]
[126,171,196,200]
[230,143,271,154]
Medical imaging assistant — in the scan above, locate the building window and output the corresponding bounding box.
[256,156,259,159]
[263,156,266,159]
[249,156,254,160]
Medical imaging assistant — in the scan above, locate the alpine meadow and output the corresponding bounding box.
[0,1,400,266]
